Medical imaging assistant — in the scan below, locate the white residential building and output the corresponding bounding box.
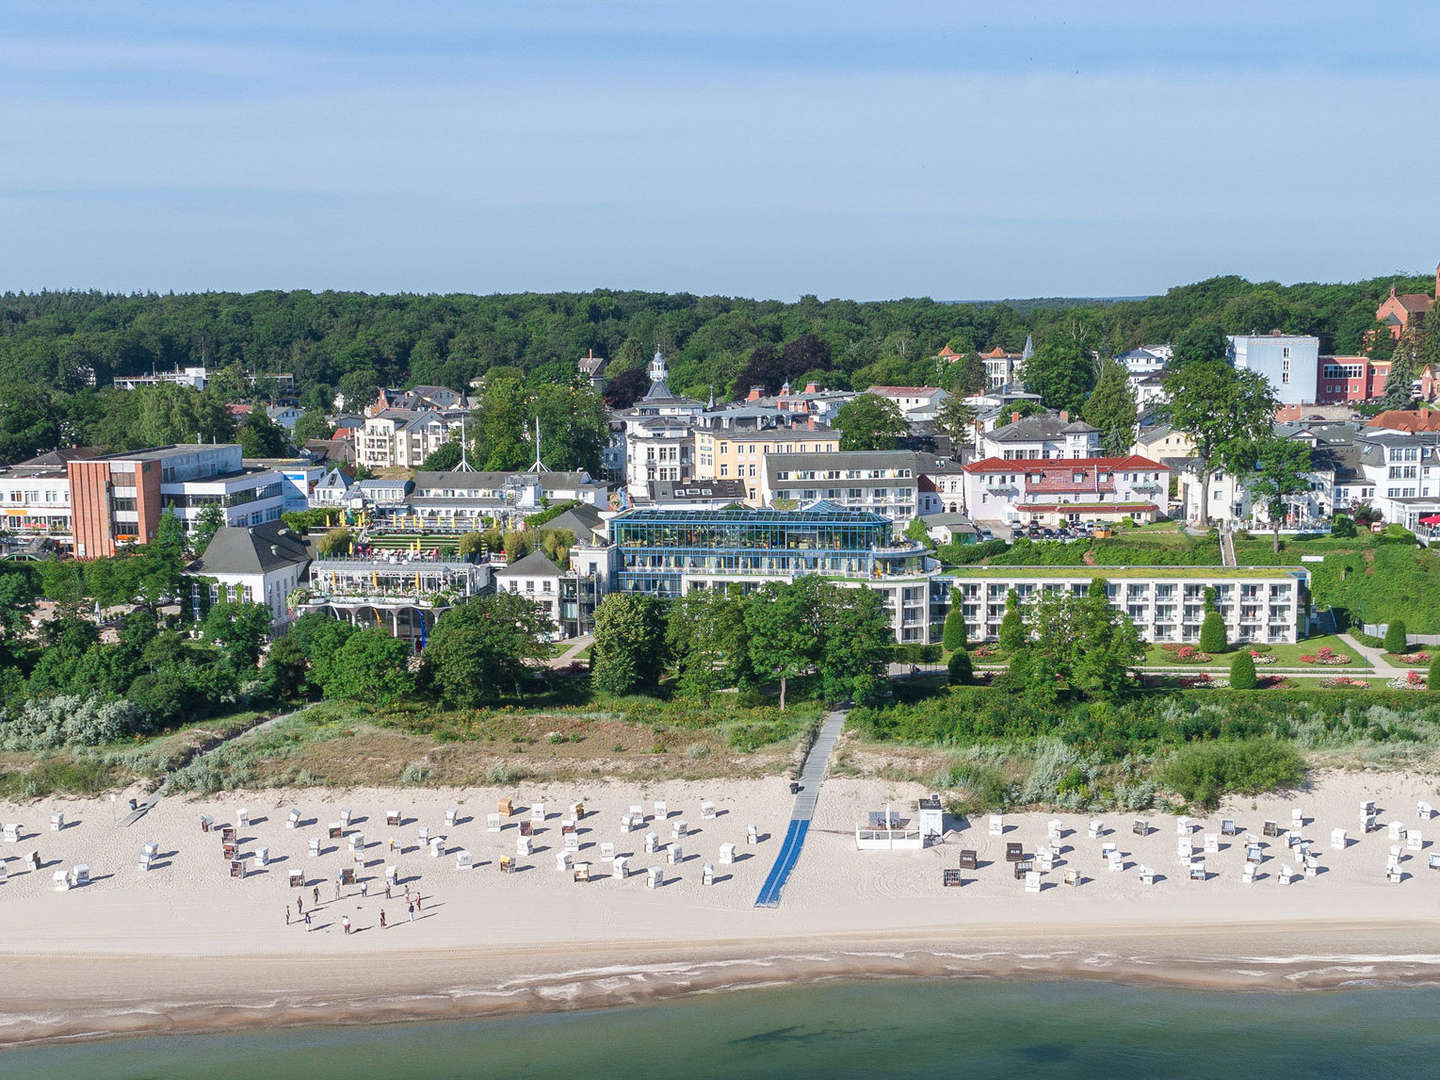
[1228,333,1320,407]
[760,450,931,524]
[978,411,1102,460]
[866,386,950,421]
[963,455,1170,526]
[186,520,311,628]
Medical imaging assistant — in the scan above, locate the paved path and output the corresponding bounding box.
[1220,529,1237,567]
[547,635,592,669]
[1339,633,1405,681]
[754,709,846,908]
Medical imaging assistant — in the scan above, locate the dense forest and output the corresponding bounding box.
[0,271,1430,465]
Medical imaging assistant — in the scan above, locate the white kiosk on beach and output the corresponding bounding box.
[855,803,925,851]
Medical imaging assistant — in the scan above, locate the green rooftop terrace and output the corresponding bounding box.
[944,565,1307,580]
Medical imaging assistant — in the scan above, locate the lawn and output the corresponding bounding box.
[1141,634,1369,670]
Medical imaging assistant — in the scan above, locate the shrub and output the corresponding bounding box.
[1330,514,1357,538]
[1229,651,1257,690]
[1384,620,1409,654]
[0,696,149,751]
[1199,610,1227,653]
[941,592,967,651]
[1160,738,1304,809]
[948,650,973,686]
[1431,654,1440,691]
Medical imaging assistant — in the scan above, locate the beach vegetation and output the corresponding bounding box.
[1159,738,1304,809]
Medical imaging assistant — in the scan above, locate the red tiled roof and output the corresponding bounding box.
[964,454,1168,474]
[867,385,942,395]
[1367,410,1440,433]
[1020,502,1158,513]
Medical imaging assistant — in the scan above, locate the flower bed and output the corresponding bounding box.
[1249,650,1277,665]
[1319,676,1369,689]
[1390,651,1432,666]
[971,644,998,659]
[1386,671,1428,690]
[1299,646,1351,666]
[1159,643,1213,664]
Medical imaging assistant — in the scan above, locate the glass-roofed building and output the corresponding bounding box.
[602,502,941,642]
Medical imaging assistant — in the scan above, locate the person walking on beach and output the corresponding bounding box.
[285,904,291,925]
[379,910,387,929]
[297,895,304,916]
[334,880,341,901]
[408,900,415,923]
[361,880,368,898]
[385,883,391,899]
[312,885,319,906]
[304,910,312,930]
[342,915,351,935]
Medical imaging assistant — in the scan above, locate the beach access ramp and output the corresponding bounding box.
[754,709,845,908]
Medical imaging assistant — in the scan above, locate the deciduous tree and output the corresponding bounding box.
[591,593,667,695]
[833,393,907,451]
[424,593,553,705]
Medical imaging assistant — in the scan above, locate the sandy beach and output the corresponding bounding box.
[3,771,1440,1047]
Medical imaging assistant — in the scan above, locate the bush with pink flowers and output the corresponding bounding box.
[1299,646,1351,666]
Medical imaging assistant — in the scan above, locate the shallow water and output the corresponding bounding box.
[8,979,1440,1078]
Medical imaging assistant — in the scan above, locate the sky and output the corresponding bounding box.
[3,1,1439,300]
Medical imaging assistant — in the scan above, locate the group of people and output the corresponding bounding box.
[283,880,426,934]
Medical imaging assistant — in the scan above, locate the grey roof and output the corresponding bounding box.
[538,506,604,542]
[990,413,1098,442]
[649,479,748,502]
[188,520,310,576]
[496,549,563,577]
[314,467,353,491]
[1135,423,1175,444]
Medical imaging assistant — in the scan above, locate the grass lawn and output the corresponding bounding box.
[1141,634,1369,670]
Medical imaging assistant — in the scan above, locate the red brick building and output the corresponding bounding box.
[1374,264,1440,341]
[1315,355,1390,404]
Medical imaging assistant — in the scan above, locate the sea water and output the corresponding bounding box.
[7,979,1440,1079]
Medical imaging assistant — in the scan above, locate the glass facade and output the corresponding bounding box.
[609,507,925,596]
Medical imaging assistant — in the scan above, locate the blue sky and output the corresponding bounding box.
[3,1,1438,299]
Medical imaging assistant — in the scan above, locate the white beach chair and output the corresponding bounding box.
[289,868,304,887]
[1242,862,1256,884]
[426,835,443,858]
[1285,830,1300,849]
[236,809,248,827]
[647,866,662,889]
[1246,843,1263,863]
[1132,818,1149,837]
[455,850,474,871]
[1330,828,1347,850]
[1176,816,1191,836]
[1292,808,1304,828]
[53,869,70,891]
[138,851,153,872]
[673,820,688,839]
[1204,833,1219,854]
[487,813,501,832]
[1388,867,1404,884]
[1221,818,1237,836]
[643,831,659,854]
[1087,819,1102,839]
[629,803,644,821]
[1140,865,1155,886]
[613,855,629,879]
[348,832,365,851]
[1101,841,1117,859]
[26,850,40,870]
[386,809,402,827]
[531,803,545,823]
[653,801,667,820]
[49,812,64,832]
[700,801,716,820]
[1408,830,1424,852]
[1418,800,1434,821]
[1024,871,1041,894]
[72,864,89,886]
[418,826,430,845]
[667,845,683,866]
[1304,855,1319,877]
[619,814,633,834]
[444,808,457,828]
[600,842,616,861]
[1047,819,1063,841]
[1429,854,1440,871]
[385,865,398,885]
[989,815,1003,836]
[1189,861,1206,882]
[1107,851,1123,873]
[703,862,715,886]
[308,837,321,857]
[144,841,158,859]
[255,846,269,867]
[287,809,301,829]
[1176,839,1193,863]
[1364,814,1378,834]
[515,835,531,857]
[719,842,737,865]
[747,824,759,845]
[564,832,579,853]
[2,823,19,843]
[1389,821,1405,843]
[1036,852,1053,873]
[1277,864,1293,885]
[339,809,352,828]
[555,851,572,872]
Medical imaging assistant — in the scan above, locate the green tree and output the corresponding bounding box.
[424,593,552,706]
[1023,337,1094,415]
[1380,323,1421,409]
[272,612,356,696]
[1200,588,1228,653]
[192,503,226,555]
[947,649,973,685]
[833,393,907,451]
[814,584,892,703]
[1068,578,1144,700]
[1082,357,1138,457]
[590,593,667,695]
[237,409,290,457]
[941,588,968,651]
[318,627,415,704]
[745,579,821,710]
[666,586,753,702]
[315,527,353,557]
[420,439,463,471]
[1248,437,1313,551]
[1166,361,1277,523]
[998,589,1026,652]
[201,601,272,665]
[530,383,610,473]
[1170,321,1229,368]
[1331,513,1357,538]
[1230,649,1257,689]
[933,392,976,450]
[291,408,333,444]
[477,375,531,470]
[1383,620,1408,654]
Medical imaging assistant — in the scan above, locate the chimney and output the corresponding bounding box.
[1059,410,1069,423]
[1010,411,1020,424]
[804,382,818,393]
[807,416,815,430]
[747,385,763,402]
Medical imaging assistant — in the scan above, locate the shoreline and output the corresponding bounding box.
[7,922,1440,1049]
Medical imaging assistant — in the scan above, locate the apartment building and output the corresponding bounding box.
[760,450,925,524]
[356,409,465,470]
[962,455,1170,527]
[603,505,937,642]
[624,418,695,497]
[945,566,1310,645]
[693,422,840,501]
[1316,355,1390,404]
[979,411,1102,460]
[1228,333,1320,407]
[866,386,950,421]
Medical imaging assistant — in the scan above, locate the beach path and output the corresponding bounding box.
[754,708,846,908]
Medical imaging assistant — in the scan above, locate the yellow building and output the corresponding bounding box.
[694,424,841,502]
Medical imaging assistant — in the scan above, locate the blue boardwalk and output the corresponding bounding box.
[754,710,845,908]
